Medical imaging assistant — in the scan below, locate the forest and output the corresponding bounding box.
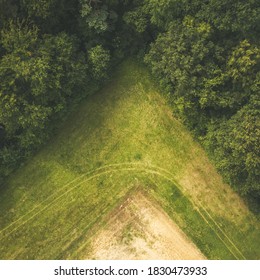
[0,0,259,207]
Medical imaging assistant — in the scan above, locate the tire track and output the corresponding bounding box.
[0,166,139,241]
[0,162,246,259]
[139,169,242,260]
[144,164,246,260]
[0,162,141,236]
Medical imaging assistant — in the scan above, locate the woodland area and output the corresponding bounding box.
[0,1,259,205]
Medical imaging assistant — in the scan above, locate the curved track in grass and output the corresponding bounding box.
[0,162,246,259]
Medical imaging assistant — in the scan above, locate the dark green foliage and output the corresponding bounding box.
[123,4,149,33]
[145,2,260,199]
[0,0,259,203]
[145,18,216,131]
[88,45,110,79]
[196,0,260,36]
[0,20,88,177]
[21,0,55,18]
[207,99,260,197]
[0,0,18,29]
[0,0,144,181]
[80,0,117,33]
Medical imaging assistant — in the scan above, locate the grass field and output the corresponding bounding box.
[0,60,259,259]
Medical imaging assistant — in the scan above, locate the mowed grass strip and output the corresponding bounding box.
[0,163,248,259]
[0,60,259,259]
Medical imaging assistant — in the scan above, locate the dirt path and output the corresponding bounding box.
[87,192,206,260]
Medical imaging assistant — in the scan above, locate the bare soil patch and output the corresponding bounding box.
[86,192,206,260]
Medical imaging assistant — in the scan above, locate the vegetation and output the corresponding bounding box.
[0,0,259,203]
[142,1,260,202]
[0,61,259,259]
[0,0,259,259]
[0,0,144,180]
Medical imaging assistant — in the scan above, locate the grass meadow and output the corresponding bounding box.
[0,60,259,259]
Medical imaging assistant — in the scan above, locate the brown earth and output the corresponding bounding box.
[86,192,206,260]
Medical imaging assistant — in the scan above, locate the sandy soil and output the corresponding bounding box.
[87,192,206,260]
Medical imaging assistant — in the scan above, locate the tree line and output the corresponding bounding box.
[0,0,259,205]
[0,0,145,180]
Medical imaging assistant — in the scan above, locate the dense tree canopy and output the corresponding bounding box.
[144,1,260,200]
[0,0,259,203]
[207,99,260,196]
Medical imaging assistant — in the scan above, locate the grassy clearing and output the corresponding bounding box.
[0,60,259,259]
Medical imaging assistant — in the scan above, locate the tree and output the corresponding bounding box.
[196,0,260,37]
[21,0,55,19]
[0,124,5,144]
[145,13,260,199]
[145,17,217,132]
[80,0,118,33]
[0,20,88,177]
[0,0,18,29]
[123,4,149,33]
[207,99,260,197]
[88,45,110,79]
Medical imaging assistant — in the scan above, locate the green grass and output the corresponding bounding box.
[0,60,259,259]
